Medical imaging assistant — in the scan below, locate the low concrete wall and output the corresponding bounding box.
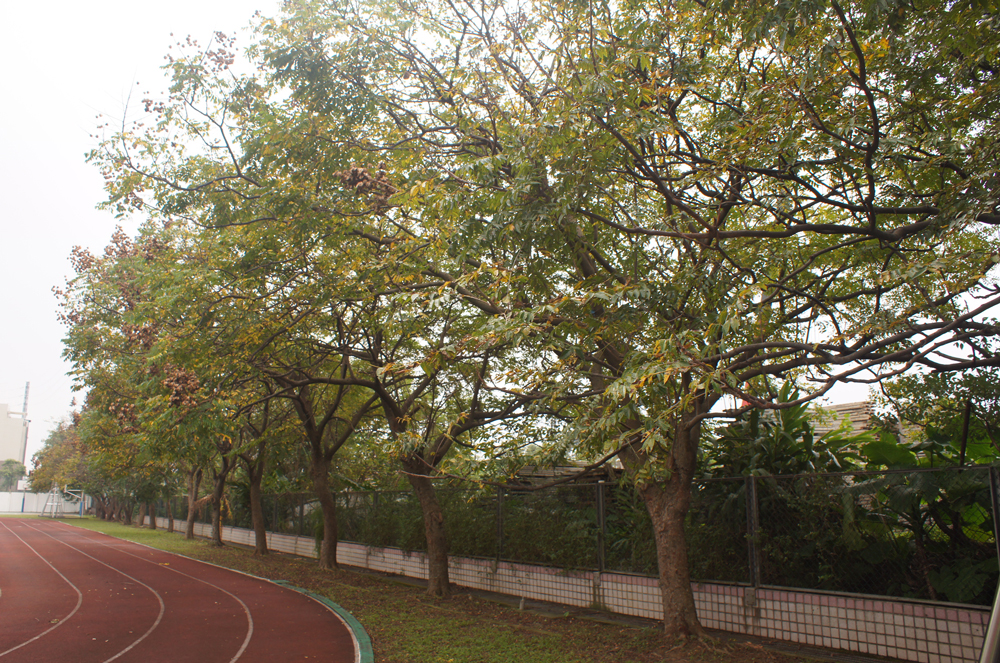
[162,517,987,663]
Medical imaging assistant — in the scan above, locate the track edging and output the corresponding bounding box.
[271,580,374,663]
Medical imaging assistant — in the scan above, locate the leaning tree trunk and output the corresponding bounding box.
[186,467,203,540]
[311,457,339,569]
[403,455,450,598]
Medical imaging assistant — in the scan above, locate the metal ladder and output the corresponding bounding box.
[41,484,62,518]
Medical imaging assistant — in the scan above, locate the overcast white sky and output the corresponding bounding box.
[0,1,280,465]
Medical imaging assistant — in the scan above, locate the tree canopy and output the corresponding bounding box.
[72,0,1000,636]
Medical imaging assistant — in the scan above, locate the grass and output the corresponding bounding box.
[57,517,805,663]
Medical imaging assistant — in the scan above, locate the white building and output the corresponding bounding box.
[0,403,28,465]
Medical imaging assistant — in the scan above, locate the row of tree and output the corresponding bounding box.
[47,0,1000,637]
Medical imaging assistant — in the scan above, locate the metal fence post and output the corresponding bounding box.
[990,468,1000,564]
[746,475,761,587]
[496,486,504,563]
[981,467,1000,663]
[597,481,607,572]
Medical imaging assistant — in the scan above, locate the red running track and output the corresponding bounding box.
[0,518,358,663]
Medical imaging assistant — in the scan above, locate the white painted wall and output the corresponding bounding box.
[0,491,82,514]
[0,404,28,465]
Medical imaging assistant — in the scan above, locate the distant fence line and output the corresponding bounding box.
[0,491,84,515]
[158,464,1000,607]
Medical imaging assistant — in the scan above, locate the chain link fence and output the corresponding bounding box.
[160,465,1000,606]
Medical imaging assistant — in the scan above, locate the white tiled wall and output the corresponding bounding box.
[158,518,990,663]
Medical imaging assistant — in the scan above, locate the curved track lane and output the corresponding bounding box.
[0,518,358,663]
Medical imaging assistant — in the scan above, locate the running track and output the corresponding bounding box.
[0,518,360,662]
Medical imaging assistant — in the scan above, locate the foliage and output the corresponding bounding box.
[79,0,1000,633]
[604,485,659,576]
[843,424,1000,604]
[879,354,1000,461]
[29,419,90,492]
[839,466,997,604]
[0,460,27,491]
[702,384,871,477]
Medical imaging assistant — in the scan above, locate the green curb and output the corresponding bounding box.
[273,580,374,663]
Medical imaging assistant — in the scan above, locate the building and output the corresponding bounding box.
[0,403,28,466]
[812,400,876,438]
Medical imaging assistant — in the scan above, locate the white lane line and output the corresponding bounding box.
[53,525,255,663]
[23,522,167,663]
[0,521,84,658]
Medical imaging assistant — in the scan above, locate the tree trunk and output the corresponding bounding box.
[210,468,228,547]
[641,478,704,637]
[248,467,269,555]
[186,467,203,540]
[166,498,174,533]
[243,436,269,556]
[403,456,450,597]
[619,400,711,638]
[137,503,147,527]
[311,457,339,570]
[147,502,157,529]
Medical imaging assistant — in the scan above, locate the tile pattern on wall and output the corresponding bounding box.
[158,518,991,663]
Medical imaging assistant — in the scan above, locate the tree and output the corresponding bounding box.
[91,31,537,588]
[257,0,1000,635]
[87,0,1000,636]
[237,389,299,554]
[1,460,27,491]
[879,340,1000,462]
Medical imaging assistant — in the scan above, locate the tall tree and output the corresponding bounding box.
[88,0,1000,635]
[258,0,1000,635]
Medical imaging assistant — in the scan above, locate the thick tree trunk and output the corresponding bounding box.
[137,503,147,527]
[210,470,228,547]
[242,437,269,556]
[311,458,339,570]
[147,502,157,529]
[620,401,712,638]
[641,478,704,637]
[186,468,203,540]
[403,456,450,597]
[248,468,268,555]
